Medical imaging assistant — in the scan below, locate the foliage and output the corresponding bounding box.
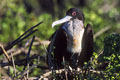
[0,0,54,42]
[0,0,120,79]
[97,34,120,79]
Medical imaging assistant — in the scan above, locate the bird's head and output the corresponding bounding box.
[52,8,85,28]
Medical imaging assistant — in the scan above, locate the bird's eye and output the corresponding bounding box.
[72,12,76,16]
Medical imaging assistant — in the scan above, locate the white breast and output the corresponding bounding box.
[67,29,84,54]
[62,19,84,54]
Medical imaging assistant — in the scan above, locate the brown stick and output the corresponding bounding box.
[1,54,45,67]
[10,53,16,77]
[0,44,10,61]
[94,26,112,39]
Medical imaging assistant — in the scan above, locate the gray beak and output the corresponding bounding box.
[52,16,72,28]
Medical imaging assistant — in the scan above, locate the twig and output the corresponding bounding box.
[7,47,38,58]
[35,37,54,70]
[10,53,17,77]
[0,44,10,61]
[27,64,29,79]
[16,63,40,79]
[5,40,50,58]
[35,37,50,45]
[40,69,65,79]
[94,26,112,39]
[1,54,46,67]
[23,36,35,70]
[42,41,48,54]
[98,50,104,57]
[1,67,12,80]
[26,36,35,79]
[40,69,104,79]
[63,57,68,80]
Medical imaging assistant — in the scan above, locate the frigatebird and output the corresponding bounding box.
[47,8,93,69]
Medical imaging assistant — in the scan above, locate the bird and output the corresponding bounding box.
[47,8,93,69]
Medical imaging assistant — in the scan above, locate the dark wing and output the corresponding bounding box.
[84,23,93,60]
[86,23,93,54]
[47,28,68,69]
[80,24,93,65]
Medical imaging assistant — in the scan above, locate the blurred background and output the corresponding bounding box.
[0,0,120,78]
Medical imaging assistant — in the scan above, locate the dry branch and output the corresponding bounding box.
[40,69,65,79]
[1,54,46,68]
[0,44,10,61]
[10,53,17,77]
[16,63,41,79]
[94,26,112,39]
[1,67,13,80]
[39,69,102,79]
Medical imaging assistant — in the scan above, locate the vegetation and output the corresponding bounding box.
[0,0,120,79]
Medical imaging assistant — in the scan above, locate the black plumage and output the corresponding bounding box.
[47,8,93,69]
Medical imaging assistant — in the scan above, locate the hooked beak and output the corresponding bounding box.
[52,16,72,28]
